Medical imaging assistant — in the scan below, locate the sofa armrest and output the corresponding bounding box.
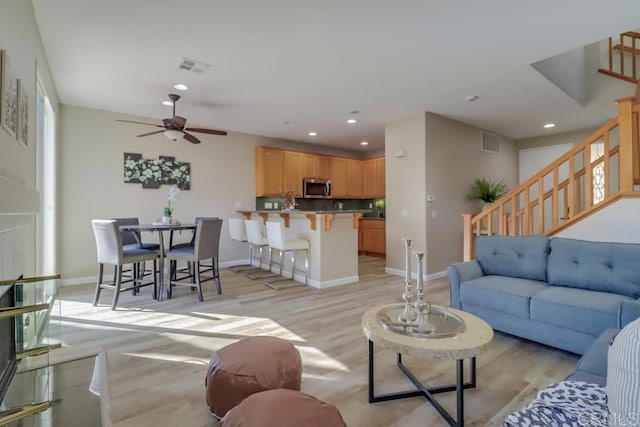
[618,299,640,328]
[447,261,483,309]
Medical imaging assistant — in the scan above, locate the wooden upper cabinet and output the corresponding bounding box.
[256,146,284,196]
[361,159,377,198]
[375,157,385,197]
[255,146,385,199]
[330,157,347,198]
[346,159,362,198]
[302,153,318,179]
[283,151,304,196]
[317,156,331,180]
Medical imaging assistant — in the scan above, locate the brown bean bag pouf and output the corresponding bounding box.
[206,336,302,418]
[220,388,346,427]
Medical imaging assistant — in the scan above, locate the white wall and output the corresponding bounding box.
[0,1,59,280]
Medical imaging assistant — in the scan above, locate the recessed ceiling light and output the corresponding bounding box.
[360,141,369,146]
[284,121,295,125]
[308,131,317,136]
[174,83,188,91]
[162,101,173,106]
[347,119,357,124]
[544,123,556,129]
[466,95,479,102]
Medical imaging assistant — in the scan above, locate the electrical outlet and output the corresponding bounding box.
[265,202,273,209]
[369,203,373,209]
[274,202,279,209]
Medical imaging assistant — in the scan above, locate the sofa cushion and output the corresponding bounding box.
[460,275,548,319]
[475,235,549,281]
[606,317,640,422]
[530,287,631,336]
[548,237,640,298]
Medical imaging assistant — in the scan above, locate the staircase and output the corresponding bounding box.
[599,31,640,84]
[462,87,640,261]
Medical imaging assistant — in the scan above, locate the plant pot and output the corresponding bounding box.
[161,215,172,225]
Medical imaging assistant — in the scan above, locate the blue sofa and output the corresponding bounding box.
[447,235,640,355]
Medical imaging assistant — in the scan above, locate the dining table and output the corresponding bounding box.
[119,222,197,301]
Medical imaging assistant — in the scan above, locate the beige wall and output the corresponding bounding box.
[384,112,519,278]
[384,113,427,276]
[0,1,59,279]
[424,113,518,274]
[59,105,360,281]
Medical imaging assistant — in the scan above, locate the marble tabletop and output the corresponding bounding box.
[362,303,494,360]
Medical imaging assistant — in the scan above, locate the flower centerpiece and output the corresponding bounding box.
[163,184,180,223]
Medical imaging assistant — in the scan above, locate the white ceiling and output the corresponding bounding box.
[31,0,640,152]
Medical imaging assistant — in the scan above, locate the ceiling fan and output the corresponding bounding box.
[117,94,228,144]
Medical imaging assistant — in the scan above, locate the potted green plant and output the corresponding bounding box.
[374,199,385,218]
[466,177,508,204]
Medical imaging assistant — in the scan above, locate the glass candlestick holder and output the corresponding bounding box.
[398,238,416,323]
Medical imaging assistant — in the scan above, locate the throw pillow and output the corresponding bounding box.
[606,317,640,425]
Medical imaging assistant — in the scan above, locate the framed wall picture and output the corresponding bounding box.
[0,50,18,138]
[17,79,28,147]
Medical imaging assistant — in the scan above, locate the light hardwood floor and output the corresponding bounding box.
[52,256,579,427]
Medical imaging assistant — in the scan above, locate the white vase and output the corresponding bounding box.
[161,215,171,225]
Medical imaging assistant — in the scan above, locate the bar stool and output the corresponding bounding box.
[243,219,278,280]
[228,218,256,272]
[264,221,309,290]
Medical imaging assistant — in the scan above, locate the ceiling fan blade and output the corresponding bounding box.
[137,130,165,138]
[183,132,201,144]
[185,127,228,136]
[116,119,163,128]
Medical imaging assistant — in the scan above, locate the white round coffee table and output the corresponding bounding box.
[362,303,494,427]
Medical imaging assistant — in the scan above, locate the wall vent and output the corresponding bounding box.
[481,131,500,154]
[178,58,211,74]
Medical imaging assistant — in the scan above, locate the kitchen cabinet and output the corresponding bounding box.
[362,157,385,198]
[359,219,386,256]
[255,146,385,198]
[375,157,385,197]
[346,159,362,198]
[361,159,377,198]
[330,157,348,198]
[283,151,304,196]
[255,146,284,196]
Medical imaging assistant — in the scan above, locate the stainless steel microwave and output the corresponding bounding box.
[303,178,332,199]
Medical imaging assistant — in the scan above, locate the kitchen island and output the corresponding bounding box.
[238,210,369,288]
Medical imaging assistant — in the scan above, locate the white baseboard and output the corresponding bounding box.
[385,267,447,281]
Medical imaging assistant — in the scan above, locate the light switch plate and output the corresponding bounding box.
[265,202,273,209]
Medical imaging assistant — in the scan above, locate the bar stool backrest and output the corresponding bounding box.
[229,218,247,242]
[245,220,267,246]
[266,221,286,250]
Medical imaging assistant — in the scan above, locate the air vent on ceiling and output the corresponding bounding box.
[178,58,211,74]
[481,131,500,154]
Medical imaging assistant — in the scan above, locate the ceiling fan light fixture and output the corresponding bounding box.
[164,129,185,141]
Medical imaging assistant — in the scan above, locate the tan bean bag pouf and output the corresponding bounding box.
[220,388,346,427]
[206,336,302,418]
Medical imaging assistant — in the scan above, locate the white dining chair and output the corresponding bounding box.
[264,220,309,290]
[228,217,257,272]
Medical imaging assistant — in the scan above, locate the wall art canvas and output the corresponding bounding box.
[0,50,17,138]
[123,153,191,189]
[17,79,28,147]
